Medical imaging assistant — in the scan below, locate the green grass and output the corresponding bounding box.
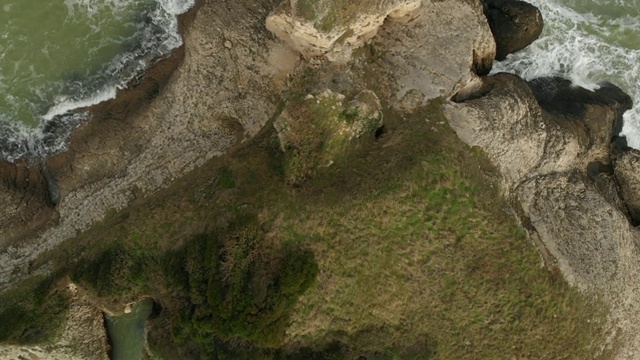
[281,154,606,359]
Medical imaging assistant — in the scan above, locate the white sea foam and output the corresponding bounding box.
[494,0,640,148]
[160,0,194,15]
[43,87,117,121]
[0,0,195,161]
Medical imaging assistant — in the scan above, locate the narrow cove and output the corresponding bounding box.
[104,298,155,360]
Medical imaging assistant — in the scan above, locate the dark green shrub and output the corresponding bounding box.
[0,276,70,344]
[169,220,318,356]
[71,244,154,297]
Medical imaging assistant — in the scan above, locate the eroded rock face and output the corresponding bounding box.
[445,74,546,188]
[614,150,640,225]
[483,0,543,60]
[266,0,421,61]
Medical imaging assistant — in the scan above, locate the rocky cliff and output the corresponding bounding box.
[2,0,640,358]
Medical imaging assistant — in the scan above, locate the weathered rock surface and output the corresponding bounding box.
[483,0,543,60]
[445,74,631,191]
[614,149,640,225]
[266,0,421,61]
[372,0,496,112]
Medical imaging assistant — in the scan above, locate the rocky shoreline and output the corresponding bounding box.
[2,0,640,358]
[0,0,286,288]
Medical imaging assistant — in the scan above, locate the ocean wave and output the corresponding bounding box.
[0,0,194,162]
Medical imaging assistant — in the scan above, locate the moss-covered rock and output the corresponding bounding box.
[274,89,383,185]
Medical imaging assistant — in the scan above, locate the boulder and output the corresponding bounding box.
[444,74,631,190]
[266,0,421,61]
[483,0,543,60]
[372,0,496,112]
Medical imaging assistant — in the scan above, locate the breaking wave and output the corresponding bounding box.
[494,0,640,148]
[0,0,194,161]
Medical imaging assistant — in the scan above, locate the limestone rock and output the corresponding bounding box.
[266,0,421,61]
[483,0,543,60]
[373,0,496,112]
[274,89,383,185]
[614,149,640,225]
[444,74,631,190]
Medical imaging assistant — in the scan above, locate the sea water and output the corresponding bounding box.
[0,0,194,161]
[494,0,640,149]
[104,298,155,360]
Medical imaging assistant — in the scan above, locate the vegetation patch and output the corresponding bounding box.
[0,275,70,344]
[169,220,318,355]
[8,63,615,358]
[72,244,156,300]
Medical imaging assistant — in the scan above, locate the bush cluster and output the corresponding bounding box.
[170,219,318,356]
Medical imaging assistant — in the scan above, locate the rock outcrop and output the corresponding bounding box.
[445,75,631,190]
[372,0,496,112]
[483,0,543,60]
[444,73,632,280]
[614,149,640,225]
[443,71,640,358]
[266,0,421,61]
